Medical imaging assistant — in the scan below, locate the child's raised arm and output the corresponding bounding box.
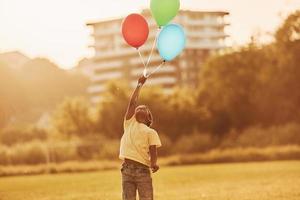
[125,76,147,120]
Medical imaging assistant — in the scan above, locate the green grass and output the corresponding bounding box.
[0,161,300,200]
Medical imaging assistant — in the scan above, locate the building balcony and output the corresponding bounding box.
[91,71,122,82]
[90,96,102,104]
[186,30,229,38]
[131,64,176,76]
[129,54,162,66]
[93,24,120,36]
[186,18,229,27]
[94,42,159,60]
[186,41,226,49]
[92,60,123,70]
[130,76,177,87]
[88,85,106,94]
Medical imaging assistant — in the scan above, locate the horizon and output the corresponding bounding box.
[0,0,299,69]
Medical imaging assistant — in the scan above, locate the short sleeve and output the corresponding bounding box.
[123,116,135,129]
[148,129,162,147]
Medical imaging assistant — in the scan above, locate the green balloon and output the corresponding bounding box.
[150,0,180,27]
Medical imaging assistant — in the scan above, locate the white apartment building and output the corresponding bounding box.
[87,10,229,103]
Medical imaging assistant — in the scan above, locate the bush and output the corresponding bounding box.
[0,146,9,165]
[97,140,120,160]
[0,137,122,165]
[165,145,300,166]
[0,126,47,146]
[158,134,172,156]
[9,141,47,165]
[222,123,300,148]
[49,143,78,163]
[76,142,101,160]
[173,132,216,154]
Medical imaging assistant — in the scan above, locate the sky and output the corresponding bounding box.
[0,0,299,69]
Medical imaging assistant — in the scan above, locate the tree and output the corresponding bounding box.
[195,9,300,137]
[53,98,94,138]
[140,87,203,141]
[94,81,130,139]
[273,10,300,124]
[276,10,300,45]
[196,45,269,136]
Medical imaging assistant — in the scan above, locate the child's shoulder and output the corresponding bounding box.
[143,125,158,135]
[124,116,137,125]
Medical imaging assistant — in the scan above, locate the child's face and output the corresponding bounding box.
[135,105,151,125]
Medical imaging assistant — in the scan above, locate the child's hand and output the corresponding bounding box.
[151,163,159,173]
[138,75,147,86]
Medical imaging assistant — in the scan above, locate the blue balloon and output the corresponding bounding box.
[157,24,186,61]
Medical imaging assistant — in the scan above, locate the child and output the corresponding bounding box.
[119,75,162,200]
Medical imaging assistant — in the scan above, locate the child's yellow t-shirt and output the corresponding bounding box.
[119,116,162,167]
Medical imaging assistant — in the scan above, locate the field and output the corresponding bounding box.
[0,161,300,200]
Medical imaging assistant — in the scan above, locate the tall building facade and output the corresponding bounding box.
[87,10,229,103]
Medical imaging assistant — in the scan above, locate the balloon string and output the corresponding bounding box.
[137,49,146,68]
[145,28,160,68]
[145,60,166,78]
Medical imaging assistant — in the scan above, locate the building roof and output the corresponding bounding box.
[86,9,229,26]
[86,17,122,26]
[142,9,229,16]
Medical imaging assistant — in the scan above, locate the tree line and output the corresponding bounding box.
[0,10,299,164]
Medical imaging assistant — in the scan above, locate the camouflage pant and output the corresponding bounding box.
[121,162,153,200]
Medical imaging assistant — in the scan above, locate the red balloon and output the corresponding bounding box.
[122,14,149,49]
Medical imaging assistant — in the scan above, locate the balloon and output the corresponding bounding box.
[150,0,180,27]
[157,24,186,61]
[122,14,149,48]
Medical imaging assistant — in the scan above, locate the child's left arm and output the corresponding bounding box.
[149,145,159,173]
